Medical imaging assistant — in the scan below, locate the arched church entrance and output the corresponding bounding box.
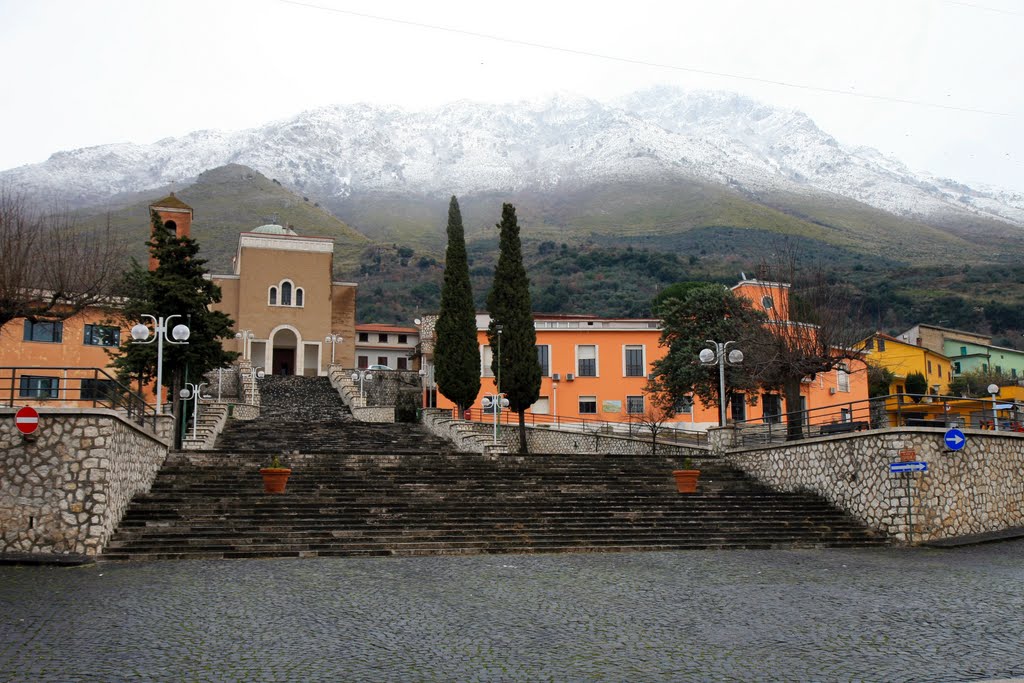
[270,327,299,375]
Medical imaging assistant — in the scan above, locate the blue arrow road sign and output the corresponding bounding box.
[944,428,966,451]
[890,461,928,473]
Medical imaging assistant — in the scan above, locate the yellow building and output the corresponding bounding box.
[209,223,357,376]
[861,332,952,397]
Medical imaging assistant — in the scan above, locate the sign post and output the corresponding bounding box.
[890,460,928,544]
[15,406,39,436]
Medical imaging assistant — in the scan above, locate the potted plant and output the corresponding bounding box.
[672,457,700,494]
[259,454,292,494]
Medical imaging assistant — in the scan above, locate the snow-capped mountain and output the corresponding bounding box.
[3,86,1022,227]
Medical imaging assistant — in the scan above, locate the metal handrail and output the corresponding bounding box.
[730,392,1024,444]
[0,366,159,429]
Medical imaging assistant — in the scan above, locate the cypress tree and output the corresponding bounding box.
[486,203,541,453]
[434,196,481,413]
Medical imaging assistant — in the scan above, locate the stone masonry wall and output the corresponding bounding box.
[0,409,172,558]
[421,409,707,457]
[720,427,1024,544]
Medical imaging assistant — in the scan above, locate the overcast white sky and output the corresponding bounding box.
[1,0,1021,191]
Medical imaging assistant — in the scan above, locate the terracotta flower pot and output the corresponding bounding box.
[672,469,700,494]
[259,467,292,494]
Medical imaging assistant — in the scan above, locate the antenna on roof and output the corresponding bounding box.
[740,272,747,280]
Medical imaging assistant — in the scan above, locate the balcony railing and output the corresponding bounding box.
[730,393,1024,446]
[0,366,158,430]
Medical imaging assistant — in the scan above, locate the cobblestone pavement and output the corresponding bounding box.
[2,543,1023,682]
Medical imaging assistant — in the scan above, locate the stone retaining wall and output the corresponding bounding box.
[718,426,1024,544]
[327,366,394,423]
[421,409,707,457]
[0,408,172,558]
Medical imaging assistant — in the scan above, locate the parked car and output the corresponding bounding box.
[368,364,393,371]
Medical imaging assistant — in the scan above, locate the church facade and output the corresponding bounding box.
[209,223,357,376]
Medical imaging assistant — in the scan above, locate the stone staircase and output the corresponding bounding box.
[102,455,886,561]
[214,375,451,453]
[101,375,887,560]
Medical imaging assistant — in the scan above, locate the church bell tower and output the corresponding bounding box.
[148,192,193,271]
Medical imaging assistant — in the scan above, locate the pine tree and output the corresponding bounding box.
[110,211,236,425]
[434,196,481,413]
[486,203,541,453]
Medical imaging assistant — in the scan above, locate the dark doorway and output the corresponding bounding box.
[273,348,295,375]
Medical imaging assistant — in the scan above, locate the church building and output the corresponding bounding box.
[208,222,357,376]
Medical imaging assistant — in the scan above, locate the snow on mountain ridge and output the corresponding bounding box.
[2,87,1021,227]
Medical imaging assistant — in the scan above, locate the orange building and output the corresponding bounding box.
[0,301,141,408]
[427,278,868,431]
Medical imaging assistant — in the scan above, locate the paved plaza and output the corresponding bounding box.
[1,543,1023,682]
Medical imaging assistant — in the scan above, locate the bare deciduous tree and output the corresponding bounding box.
[742,253,870,439]
[0,188,125,332]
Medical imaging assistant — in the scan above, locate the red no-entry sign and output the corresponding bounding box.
[15,406,39,435]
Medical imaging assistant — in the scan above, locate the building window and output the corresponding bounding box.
[81,378,117,401]
[624,346,644,377]
[960,346,967,356]
[837,363,850,392]
[626,395,644,414]
[378,333,389,343]
[357,356,369,369]
[358,332,369,342]
[730,393,746,422]
[398,334,408,344]
[20,375,59,399]
[878,338,886,351]
[579,396,598,414]
[927,360,933,374]
[675,396,694,415]
[537,345,550,376]
[938,366,943,378]
[375,357,387,367]
[953,361,961,373]
[24,319,63,343]
[577,345,597,377]
[270,280,302,307]
[864,338,874,350]
[83,324,120,347]
[762,393,782,423]
[396,357,408,370]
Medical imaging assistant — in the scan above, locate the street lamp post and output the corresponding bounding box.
[481,393,509,444]
[351,369,374,401]
[699,340,743,427]
[131,314,190,415]
[988,383,1000,431]
[325,334,343,364]
[179,382,209,440]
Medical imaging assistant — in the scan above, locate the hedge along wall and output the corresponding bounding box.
[714,426,1024,544]
[0,408,173,558]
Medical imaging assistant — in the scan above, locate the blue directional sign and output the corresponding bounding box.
[890,461,928,473]
[944,428,966,451]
